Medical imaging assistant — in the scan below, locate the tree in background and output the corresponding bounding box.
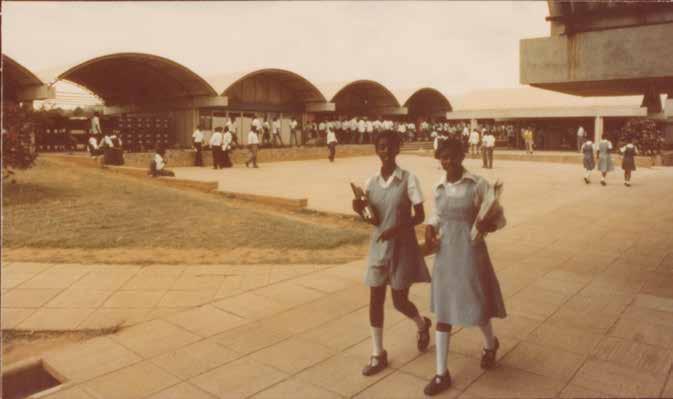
[618,118,664,156]
[2,103,39,181]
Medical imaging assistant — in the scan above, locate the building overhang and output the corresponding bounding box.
[446,106,647,120]
[104,95,228,115]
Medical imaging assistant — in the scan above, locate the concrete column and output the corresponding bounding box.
[594,116,604,143]
[470,118,478,130]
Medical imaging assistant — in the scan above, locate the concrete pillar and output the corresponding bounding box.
[470,118,478,130]
[594,116,604,143]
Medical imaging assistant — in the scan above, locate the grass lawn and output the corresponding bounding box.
[2,158,370,264]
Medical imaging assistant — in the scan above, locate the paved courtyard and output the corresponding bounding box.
[3,157,673,398]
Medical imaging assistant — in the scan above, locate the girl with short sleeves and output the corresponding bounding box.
[352,134,432,377]
[422,137,507,396]
[581,139,596,184]
[620,137,638,187]
[597,137,614,186]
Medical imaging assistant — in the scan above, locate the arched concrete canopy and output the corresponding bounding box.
[330,80,404,115]
[56,53,217,106]
[221,69,327,112]
[404,88,452,117]
[2,54,54,103]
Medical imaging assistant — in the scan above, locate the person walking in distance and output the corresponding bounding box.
[326,125,338,162]
[271,117,283,147]
[246,126,260,168]
[576,125,586,152]
[222,126,233,168]
[620,136,638,187]
[209,127,224,169]
[482,130,495,169]
[596,135,614,186]
[289,117,300,147]
[581,137,596,184]
[192,124,205,166]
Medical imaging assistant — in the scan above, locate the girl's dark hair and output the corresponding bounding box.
[156,145,166,156]
[435,137,464,159]
[373,133,401,150]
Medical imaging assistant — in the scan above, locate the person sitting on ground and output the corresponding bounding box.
[149,146,175,177]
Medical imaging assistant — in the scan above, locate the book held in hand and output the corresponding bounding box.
[350,182,379,225]
[471,179,504,242]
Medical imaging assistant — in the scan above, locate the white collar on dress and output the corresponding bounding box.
[433,169,478,192]
[376,166,403,185]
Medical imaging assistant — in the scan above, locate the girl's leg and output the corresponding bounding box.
[369,286,387,356]
[478,320,496,350]
[391,288,426,330]
[435,323,452,376]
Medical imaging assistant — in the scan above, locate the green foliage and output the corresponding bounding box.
[616,118,664,155]
[2,103,39,177]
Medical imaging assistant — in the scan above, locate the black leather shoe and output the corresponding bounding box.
[481,337,500,370]
[417,317,432,352]
[362,350,388,376]
[424,371,452,396]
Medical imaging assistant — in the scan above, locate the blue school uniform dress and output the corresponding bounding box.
[582,141,595,170]
[428,170,507,326]
[364,167,431,289]
[597,140,614,173]
[621,144,637,171]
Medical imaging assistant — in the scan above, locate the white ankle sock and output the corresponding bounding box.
[435,331,450,376]
[479,321,495,349]
[371,327,383,356]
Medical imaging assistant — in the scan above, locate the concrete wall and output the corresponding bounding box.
[520,23,673,96]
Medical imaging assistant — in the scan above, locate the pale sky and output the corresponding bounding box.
[3,1,550,97]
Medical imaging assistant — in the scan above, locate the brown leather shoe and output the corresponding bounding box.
[417,317,432,352]
[424,370,452,396]
[362,350,388,376]
[480,337,500,369]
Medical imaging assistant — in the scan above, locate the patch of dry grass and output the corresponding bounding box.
[2,159,370,263]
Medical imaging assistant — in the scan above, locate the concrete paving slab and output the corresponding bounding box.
[110,319,201,358]
[211,321,294,355]
[43,336,142,382]
[212,292,292,320]
[189,357,288,399]
[499,341,585,383]
[295,352,395,398]
[447,327,518,361]
[591,336,673,376]
[298,307,371,351]
[251,378,343,399]
[69,270,138,291]
[251,281,325,307]
[1,308,37,329]
[609,318,673,349]
[571,359,666,398]
[461,365,566,398]
[526,323,603,355]
[81,361,181,399]
[103,290,166,308]
[558,384,609,398]
[490,315,541,341]
[145,383,218,399]
[46,288,114,308]
[157,289,218,308]
[150,339,240,380]
[633,294,673,313]
[16,307,95,330]
[121,274,182,290]
[2,288,62,308]
[40,386,97,399]
[249,337,337,374]
[78,308,152,329]
[164,304,248,338]
[401,351,485,391]
[354,370,458,399]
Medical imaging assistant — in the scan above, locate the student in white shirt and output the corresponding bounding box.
[469,129,480,156]
[289,118,300,147]
[358,118,367,144]
[149,146,175,177]
[192,124,205,166]
[326,127,338,162]
[222,127,233,168]
[90,112,102,135]
[209,127,224,169]
[246,127,260,168]
[269,117,282,147]
[482,131,496,169]
[577,126,586,152]
[87,134,101,158]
